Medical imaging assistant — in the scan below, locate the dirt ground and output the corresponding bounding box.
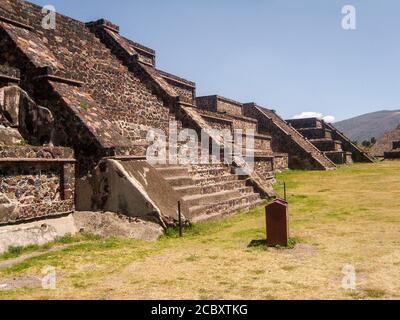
[0,161,399,300]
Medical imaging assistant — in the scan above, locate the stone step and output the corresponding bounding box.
[311,139,343,152]
[188,193,262,218]
[190,163,227,170]
[155,166,190,178]
[191,198,265,223]
[173,179,249,197]
[238,186,254,194]
[188,167,228,178]
[192,174,238,186]
[183,189,242,207]
[164,176,194,187]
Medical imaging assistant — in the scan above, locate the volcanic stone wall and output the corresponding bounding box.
[157,69,195,104]
[254,158,273,179]
[0,146,75,225]
[289,118,323,129]
[196,96,243,117]
[0,0,171,143]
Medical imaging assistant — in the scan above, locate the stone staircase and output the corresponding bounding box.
[324,122,374,163]
[114,109,269,223]
[287,118,374,164]
[243,104,336,170]
[154,162,264,222]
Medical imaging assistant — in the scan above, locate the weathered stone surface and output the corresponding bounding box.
[0,126,22,145]
[0,146,75,224]
[197,95,244,117]
[0,86,54,145]
[0,214,78,253]
[73,211,163,241]
[87,159,179,227]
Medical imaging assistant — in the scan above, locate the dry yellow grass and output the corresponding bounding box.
[1,161,400,300]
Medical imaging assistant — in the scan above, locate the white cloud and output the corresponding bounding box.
[322,115,335,123]
[292,111,335,123]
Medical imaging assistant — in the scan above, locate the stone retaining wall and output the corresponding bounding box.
[0,146,75,225]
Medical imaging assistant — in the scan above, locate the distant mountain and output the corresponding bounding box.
[334,110,400,143]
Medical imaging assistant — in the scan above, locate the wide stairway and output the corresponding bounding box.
[123,110,268,223]
[244,104,336,170]
[154,160,264,222]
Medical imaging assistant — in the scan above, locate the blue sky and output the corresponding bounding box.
[30,0,400,121]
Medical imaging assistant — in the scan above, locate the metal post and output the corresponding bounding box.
[178,201,183,237]
[284,182,287,201]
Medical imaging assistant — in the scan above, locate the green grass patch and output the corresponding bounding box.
[163,205,266,239]
[0,233,103,262]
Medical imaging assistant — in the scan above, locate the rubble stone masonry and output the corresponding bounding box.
[0,146,75,225]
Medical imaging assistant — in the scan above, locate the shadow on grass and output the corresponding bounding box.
[248,237,301,250]
[248,240,267,248]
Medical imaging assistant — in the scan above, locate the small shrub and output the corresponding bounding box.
[6,246,23,257]
[55,233,74,244]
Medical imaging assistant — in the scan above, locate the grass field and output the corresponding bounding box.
[1,161,400,300]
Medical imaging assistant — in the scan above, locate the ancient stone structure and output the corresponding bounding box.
[0,1,360,236]
[0,0,278,228]
[384,140,400,159]
[0,76,74,226]
[194,97,336,170]
[196,96,289,176]
[286,118,374,164]
[242,104,336,170]
[371,125,400,158]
